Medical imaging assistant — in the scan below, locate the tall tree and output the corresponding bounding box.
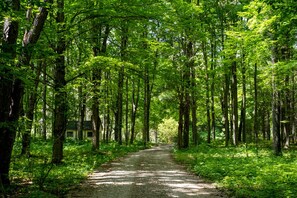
[1,0,51,185]
[52,0,67,164]
[0,0,20,186]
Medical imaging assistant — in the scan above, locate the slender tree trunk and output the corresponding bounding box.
[272,84,282,156]
[182,41,192,149]
[178,92,184,149]
[42,62,47,140]
[77,84,86,141]
[291,74,296,143]
[272,49,282,155]
[91,66,101,150]
[21,61,42,155]
[254,63,258,144]
[266,109,271,140]
[231,60,238,146]
[240,60,246,142]
[115,23,128,145]
[104,71,111,143]
[183,78,190,149]
[191,67,198,146]
[52,0,67,164]
[210,38,216,141]
[283,76,290,148]
[91,22,109,149]
[143,63,149,146]
[115,67,124,145]
[130,79,140,144]
[125,77,129,145]
[203,41,211,144]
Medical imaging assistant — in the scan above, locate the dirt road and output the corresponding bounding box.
[67,145,226,198]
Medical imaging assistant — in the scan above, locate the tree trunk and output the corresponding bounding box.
[203,42,211,144]
[191,66,198,146]
[125,77,129,145]
[239,60,246,143]
[52,0,67,164]
[77,84,86,141]
[210,37,216,141]
[231,60,238,146]
[291,74,296,143]
[104,71,111,143]
[254,63,258,144]
[91,21,109,149]
[115,23,128,145]
[272,86,282,156]
[21,61,42,156]
[272,48,282,155]
[130,79,140,144]
[178,92,184,149]
[91,66,101,150]
[182,41,192,149]
[143,62,149,146]
[42,62,47,140]
[1,0,50,185]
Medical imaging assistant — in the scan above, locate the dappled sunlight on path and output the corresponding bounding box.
[67,146,226,198]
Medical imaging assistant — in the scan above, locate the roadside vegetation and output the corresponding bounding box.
[174,141,297,198]
[8,139,143,197]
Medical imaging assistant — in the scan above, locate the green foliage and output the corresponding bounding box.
[157,117,178,143]
[174,142,297,198]
[10,139,142,197]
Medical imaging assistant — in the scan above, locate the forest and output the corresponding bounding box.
[1,0,297,197]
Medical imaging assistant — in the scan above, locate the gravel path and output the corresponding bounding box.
[67,145,226,198]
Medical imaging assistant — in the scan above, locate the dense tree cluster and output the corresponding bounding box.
[1,0,296,188]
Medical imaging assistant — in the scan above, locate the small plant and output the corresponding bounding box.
[174,142,297,198]
[10,139,143,197]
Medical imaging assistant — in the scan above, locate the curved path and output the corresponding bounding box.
[67,145,226,198]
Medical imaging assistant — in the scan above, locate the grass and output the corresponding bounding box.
[173,141,297,198]
[9,138,144,197]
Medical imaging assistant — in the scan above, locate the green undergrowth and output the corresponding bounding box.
[9,139,145,197]
[174,141,297,198]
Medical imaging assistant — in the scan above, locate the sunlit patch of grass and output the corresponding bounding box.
[10,139,143,197]
[174,141,297,198]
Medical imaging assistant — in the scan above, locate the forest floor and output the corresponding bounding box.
[66,145,226,198]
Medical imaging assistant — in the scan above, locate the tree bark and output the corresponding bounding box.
[239,59,246,143]
[143,62,149,146]
[77,84,86,141]
[130,79,140,144]
[191,65,198,146]
[125,77,129,145]
[21,61,42,156]
[91,66,101,150]
[178,92,184,149]
[42,62,47,140]
[115,23,128,145]
[210,42,216,141]
[254,63,258,144]
[272,47,282,156]
[91,21,109,149]
[52,0,67,164]
[231,60,238,146]
[1,0,50,185]
[202,41,211,144]
[272,84,282,156]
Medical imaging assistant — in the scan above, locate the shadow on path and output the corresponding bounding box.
[67,145,226,198]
